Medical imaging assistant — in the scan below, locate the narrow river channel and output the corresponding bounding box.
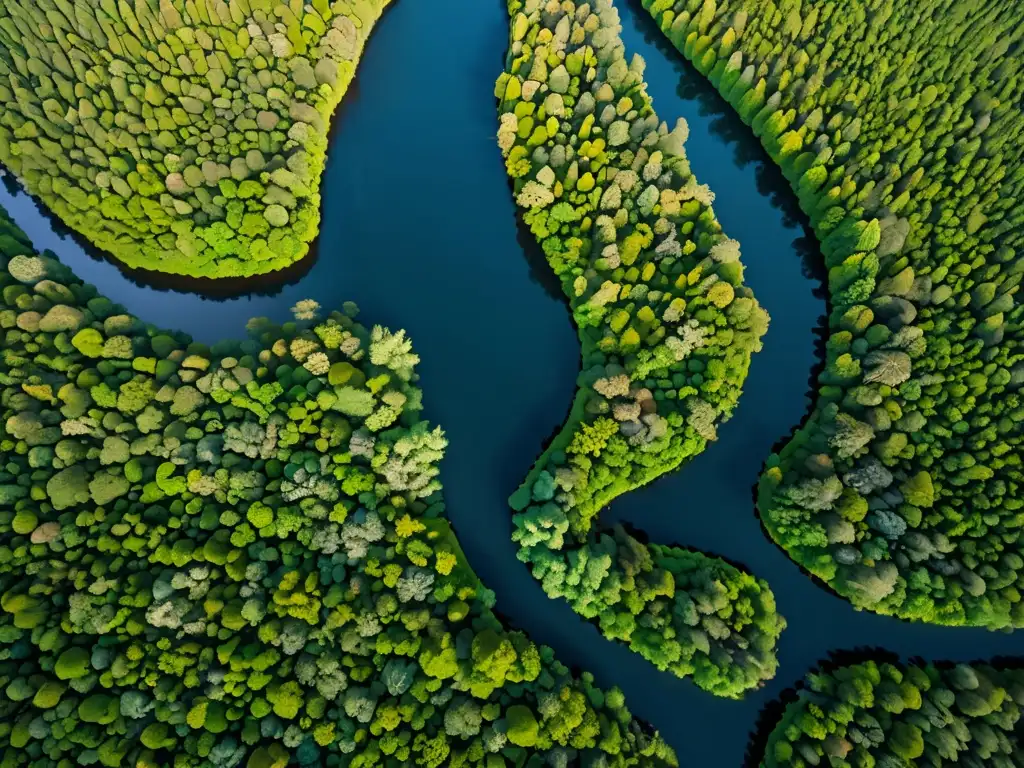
[1,0,1019,763]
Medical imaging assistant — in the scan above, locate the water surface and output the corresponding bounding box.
[1,0,1020,763]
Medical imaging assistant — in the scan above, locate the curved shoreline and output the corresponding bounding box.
[0,0,394,280]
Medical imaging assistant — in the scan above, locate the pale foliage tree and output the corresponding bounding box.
[369,326,419,381]
[378,423,447,498]
[864,350,912,387]
[291,299,320,321]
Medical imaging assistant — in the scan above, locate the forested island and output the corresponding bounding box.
[0,206,677,766]
[0,0,389,278]
[758,657,1024,767]
[497,0,784,697]
[640,0,1024,629]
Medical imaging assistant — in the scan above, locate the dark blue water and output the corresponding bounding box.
[1,0,1020,764]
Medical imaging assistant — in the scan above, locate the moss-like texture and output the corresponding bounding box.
[497,0,784,698]
[759,658,1024,767]
[0,205,677,767]
[641,0,1024,629]
[0,0,390,278]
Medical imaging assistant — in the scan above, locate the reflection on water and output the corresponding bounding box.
[0,0,1020,765]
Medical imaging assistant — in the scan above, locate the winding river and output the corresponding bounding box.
[1,0,1020,763]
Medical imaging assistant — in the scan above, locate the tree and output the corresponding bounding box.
[901,471,934,507]
[379,424,446,498]
[506,705,540,747]
[55,647,90,680]
[830,414,875,459]
[785,476,843,512]
[864,350,912,387]
[46,465,90,510]
[889,721,925,760]
[444,697,483,739]
[369,326,420,381]
[381,659,415,696]
[333,386,376,418]
[396,567,434,603]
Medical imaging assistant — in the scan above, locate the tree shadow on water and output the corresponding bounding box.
[624,0,761,155]
[622,0,814,215]
[626,3,830,296]
[515,210,567,304]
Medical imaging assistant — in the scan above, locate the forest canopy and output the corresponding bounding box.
[641,0,1023,629]
[0,0,390,278]
[759,658,1024,768]
[497,0,784,698]
[0,204,677,767]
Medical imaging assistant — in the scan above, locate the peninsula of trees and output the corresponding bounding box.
[0,0,390,278]
[0,205,677,767]
[641,0,1024,629]
[497,0,784,698]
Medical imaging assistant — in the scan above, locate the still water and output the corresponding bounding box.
[1,0,1019,763]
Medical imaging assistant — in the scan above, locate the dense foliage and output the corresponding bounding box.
[760,658,1024,768]
[496,0,784,698]
[641,0,1024,628]
[0,206,678,767]
[0,0,389,278]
